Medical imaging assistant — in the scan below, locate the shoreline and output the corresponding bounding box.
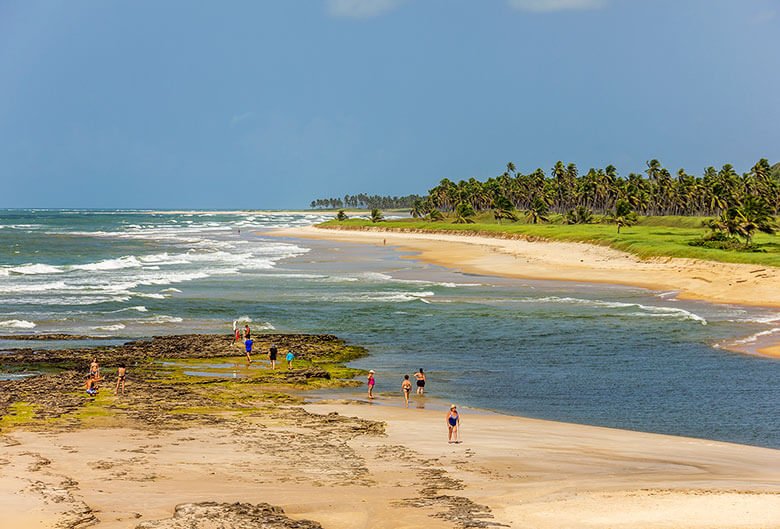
[3,334,780,528]
[267,225,780,359]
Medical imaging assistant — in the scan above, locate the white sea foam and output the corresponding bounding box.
[110,306,148,313]
[71,256,142,271]
[91,324,126,331]
[732,327,780,345]
[0,319,36,329]
[144,315,184,324]
[236,315,252,323]
[133,293,167,299]
[324,291,436,303]
[514,296,708,325]
[8,263,64,275]
[160,288,182,293]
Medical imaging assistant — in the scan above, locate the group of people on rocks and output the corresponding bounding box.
[84,357,126,397]
[367,367,461,441]
[234,321,295,369]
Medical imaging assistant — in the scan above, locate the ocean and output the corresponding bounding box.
[2,209,779,448]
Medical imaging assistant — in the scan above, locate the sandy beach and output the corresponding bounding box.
[268,226,780,358]
[2,396,780,529]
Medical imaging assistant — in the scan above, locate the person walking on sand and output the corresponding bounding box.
[447,404,460,443]
[414,368,426,395]
[244,337,254,364]
[286,350,295,369]
[115,364,126,395]
[367,370,376,399]
[402,375,412,407]
[269,343,278,370]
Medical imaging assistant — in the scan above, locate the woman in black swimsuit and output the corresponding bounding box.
[414,368,426,395]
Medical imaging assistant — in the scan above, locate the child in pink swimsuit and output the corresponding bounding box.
[367,370,376,399]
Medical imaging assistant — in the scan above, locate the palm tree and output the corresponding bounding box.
[492,195,517,224]
[336,210,348,221]
[453,202,476,224]
[565,205,593,224]
[410,198,426,219]
[427,208,445,222]
[609,199,637,233]
[525,197,549,224]
[370,209,384,223]
[733,197,777,246]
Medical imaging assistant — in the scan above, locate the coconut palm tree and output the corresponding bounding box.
[427,208,445,222]
[609,199,637,233]
[453,202,476,224]
[336,210,348,221]
[525,197,549,224]
[492,195,518,224]
[370,209,384,223]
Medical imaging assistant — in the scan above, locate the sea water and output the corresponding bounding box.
[1,209,779,448]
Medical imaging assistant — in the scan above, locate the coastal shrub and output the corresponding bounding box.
[688,231,764,252]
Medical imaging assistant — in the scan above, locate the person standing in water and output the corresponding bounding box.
[414,368,426,395]
[367,370,376,399]
[269,343,278,370]
[401,375,412,407]
[115,364,126,395]
[447,404,460,443]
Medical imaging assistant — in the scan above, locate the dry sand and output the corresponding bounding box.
[268,226,780,358]
[2,399,779,529]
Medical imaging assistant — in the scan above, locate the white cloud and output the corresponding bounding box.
[326,0,406,19]
[507,0,608,13]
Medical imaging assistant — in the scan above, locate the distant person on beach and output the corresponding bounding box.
[447,404,460,443]
[85,375,98,396]
[244,324,251,340]
[402,375,412,407]
[89,357,100,379]
[233,320,239,343]
[286,350,295,369]
[414,368,426,395]
[115,364,126,395]
[245,338,254,363]
[269,343,278,369]
[367,370,375,399]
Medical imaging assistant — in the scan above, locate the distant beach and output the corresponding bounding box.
[270,225,780,358]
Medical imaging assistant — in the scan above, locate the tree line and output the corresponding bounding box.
[417,159,780,219]
[310,193,423,210]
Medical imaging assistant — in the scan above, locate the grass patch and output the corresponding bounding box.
[321,217,780,267]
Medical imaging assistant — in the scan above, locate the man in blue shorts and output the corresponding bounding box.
[244,337,253,364]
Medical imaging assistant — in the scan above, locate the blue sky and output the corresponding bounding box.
[1,0,778,208]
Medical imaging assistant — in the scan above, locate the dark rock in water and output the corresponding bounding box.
[135,502,323,529]
[0,333,364,366]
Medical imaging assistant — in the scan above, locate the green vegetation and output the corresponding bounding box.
[319,157,780,261]
[320,215,780,267]
[0,402,38,429]
[310,193,423,210]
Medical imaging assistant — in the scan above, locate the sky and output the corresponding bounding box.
[1,0,778,209]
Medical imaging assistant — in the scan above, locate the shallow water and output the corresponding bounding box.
[1,210,779,448]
